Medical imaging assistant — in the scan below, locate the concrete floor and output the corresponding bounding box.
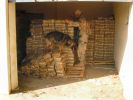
[0,65,124,100]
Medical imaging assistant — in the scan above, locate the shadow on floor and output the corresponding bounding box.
[12,65,118,94]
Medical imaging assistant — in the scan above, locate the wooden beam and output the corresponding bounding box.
[9,0,16,2]
[9,0,133,2]
[53,0,103,1]
[15,0,35,2]
[9,3,18,91]
[104,0,133,2]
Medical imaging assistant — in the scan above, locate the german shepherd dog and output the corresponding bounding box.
[45,31,73,52]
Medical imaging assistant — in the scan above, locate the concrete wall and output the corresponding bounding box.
[16,2,114,20]
[114,3,133,100]
[114,3,130,72]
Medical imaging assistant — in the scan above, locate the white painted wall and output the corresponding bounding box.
[114,3,133,100]
[114,3,129,72]
[0,1,18,94]
[0,0,11,94]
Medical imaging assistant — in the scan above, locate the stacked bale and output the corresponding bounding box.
[24,19,88,78]
[26,37,33,57]
[85,20,95,65]
[20,50,66,78]
[26,19,46,58]
[66,64,85,78]
[86,17,115,65]
[43,20,74,38]
[53,52,66,77]
[104,17,115,62]
[38,59,48,78]
[43,20,55,34]
[63,47,74,67]
[94,18,105,60]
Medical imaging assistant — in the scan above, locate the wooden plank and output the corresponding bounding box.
[9,0,15,2]
[9,3,18,91]
[36,0,52,1]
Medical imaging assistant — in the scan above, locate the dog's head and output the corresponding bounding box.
[62,34,73,47]
[65,39,73,48]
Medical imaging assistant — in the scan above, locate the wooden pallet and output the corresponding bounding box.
[65,64,85,78]
[87,60,114,65]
